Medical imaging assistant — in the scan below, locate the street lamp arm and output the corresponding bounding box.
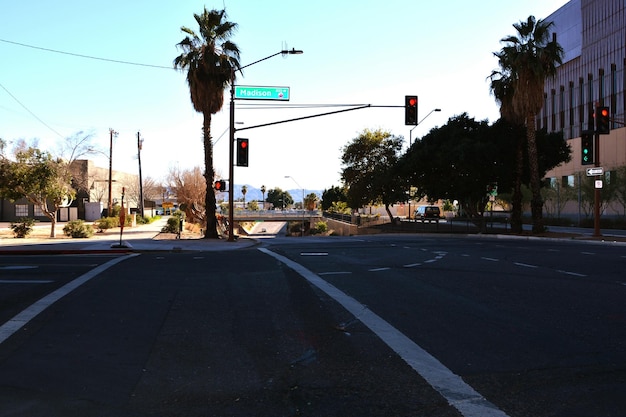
[238,48,303,72]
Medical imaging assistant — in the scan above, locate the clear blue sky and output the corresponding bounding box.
[1,0,569,192]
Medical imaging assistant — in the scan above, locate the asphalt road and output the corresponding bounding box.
[0,235,624,416]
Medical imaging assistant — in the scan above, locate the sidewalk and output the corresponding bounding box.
[0,218,256,254]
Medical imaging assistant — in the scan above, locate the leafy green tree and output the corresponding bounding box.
[494,15,564,233]
[341,128,405,222]
[0,147,75,237]
[400,114,506,217]
[174,8,241,239]
[614,166,626,217]
[321,186,348,211]
[266,188,293,209]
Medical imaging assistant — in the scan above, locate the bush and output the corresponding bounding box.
[10,217,36,238]
[314,221,328,234]
[94,217,118,232]
[161,216,181,233]
[63,220,94,238]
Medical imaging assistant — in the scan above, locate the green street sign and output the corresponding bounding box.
[234,86,290,101]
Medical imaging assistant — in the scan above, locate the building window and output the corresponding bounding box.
[587,74,595,130]
[559,86,565,130]
[610,63,616,129]
[578,77,585,127]
[569,81,575,127]
[598,68,605,106]
[34,205,45,217]
[15,204,28,217]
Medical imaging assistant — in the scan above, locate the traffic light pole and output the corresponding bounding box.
[593,130,601,237]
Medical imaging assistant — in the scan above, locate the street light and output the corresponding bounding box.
[285,175,305,237]
[409,108,441,146]
[108,128,118,217]
[227,48,303,241]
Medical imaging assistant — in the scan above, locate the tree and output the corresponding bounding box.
[321,186,348,211]
[304,193,318,210]
[260,185,266,210]
[241,185,247,208]
[0,147,74,238]
[266,188,293,210]
[490,64,525,233]
[174,8,240,239]
[494,15,563,233]
[341,128,405,222]
[400,114,507,218]
[167,166,206,224]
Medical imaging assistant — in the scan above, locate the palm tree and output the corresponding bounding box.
[490,66,525,233]
[494,15,563,233]
[241,184,247,208]
[260,185,266,210]
[174,8,240,238]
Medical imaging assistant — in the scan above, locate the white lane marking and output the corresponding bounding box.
[0,266,38,270]
[300,252,329,256]
[581,251,595,255]
[260,248,510,417]
[514,262,538,268]
[368,267,390,272]
[481,257,499,262]
[0,280,53,284]
[557,270,587,277]
[0,254,139,345]
[318,271,352,276]
[403,263,422,268]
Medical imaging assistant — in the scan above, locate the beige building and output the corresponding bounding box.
[541,0,626,217]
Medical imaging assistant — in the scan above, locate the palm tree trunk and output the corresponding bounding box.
[203,112,219,239]
[525,114,545,233]
[510,135,524,233]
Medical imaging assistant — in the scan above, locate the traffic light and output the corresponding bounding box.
[236,138,249,167]
[405,95,418,125]
[214,180,226,191]
[596,106,610,134]
[581,131,594,165]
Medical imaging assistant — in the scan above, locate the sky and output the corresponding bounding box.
[0,0,571,194]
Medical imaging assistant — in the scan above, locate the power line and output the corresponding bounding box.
[0,38,173,70]
[0,80,64,138]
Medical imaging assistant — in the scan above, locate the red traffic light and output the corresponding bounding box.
[596,106,610,134]
[405,95,418,125]
[236,138,249,167]
[214,180,226,191]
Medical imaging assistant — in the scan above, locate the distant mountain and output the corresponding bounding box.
[227,185,323,203]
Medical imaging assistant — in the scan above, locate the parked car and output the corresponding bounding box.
[414,205,441,223]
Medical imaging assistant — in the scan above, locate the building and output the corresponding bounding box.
[541,0,626,218]
[0,159,139,222]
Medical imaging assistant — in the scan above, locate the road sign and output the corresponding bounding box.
[586,167,604,176]
[234,86,290,101]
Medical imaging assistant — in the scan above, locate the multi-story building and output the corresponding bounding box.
[541,0,625,218]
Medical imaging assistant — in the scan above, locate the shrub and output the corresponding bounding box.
[314,221,328,234]
[94,217,118,232]
[161,217,181,233]
[10,217,36,238]
[63,220,94,238]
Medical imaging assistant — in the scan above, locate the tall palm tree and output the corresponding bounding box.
[174,8,240,238]
[490,66,525,233]
[494,15,563,233]
[260,184,266,210]
[241,184,247,208]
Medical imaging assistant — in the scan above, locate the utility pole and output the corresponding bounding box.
[108,128,118,216]
[137,131,144,218]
